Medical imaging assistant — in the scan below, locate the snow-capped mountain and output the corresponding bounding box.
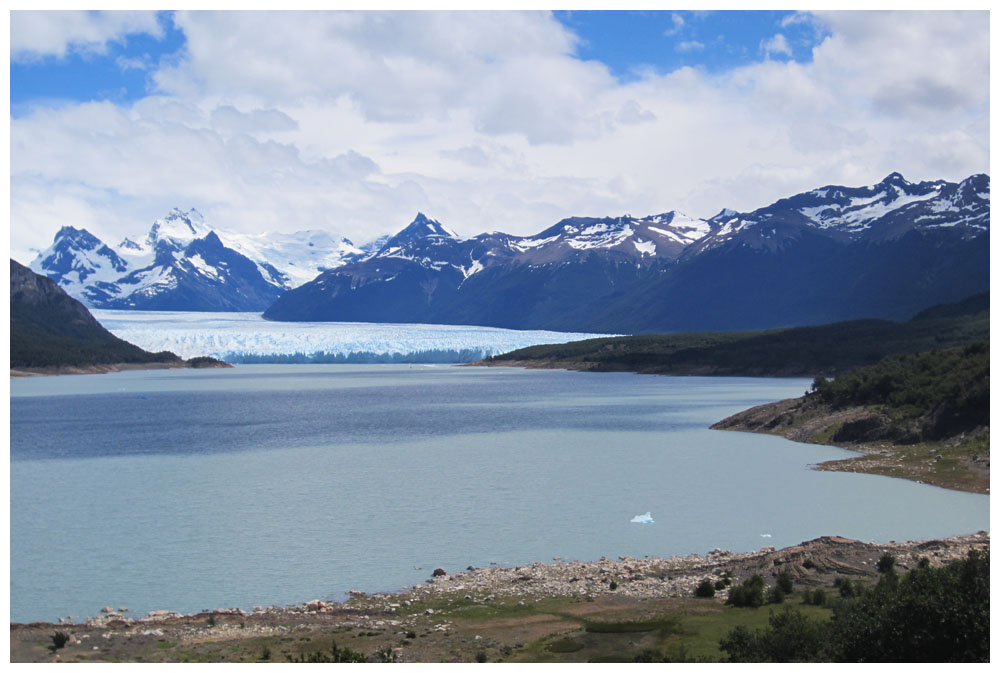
[265,173,989,333]
[30,209,363,311]
[688,173,989,255]
[262,209,715,324]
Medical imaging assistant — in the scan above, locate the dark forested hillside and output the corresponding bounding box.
[482,292,988,378]
[10,259,181,368]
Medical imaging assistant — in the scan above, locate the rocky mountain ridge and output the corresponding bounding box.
[26,172,989,332]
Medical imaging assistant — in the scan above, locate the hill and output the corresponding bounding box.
[10,259,227,373]
[713,341,989,493]
[480,293,988,378]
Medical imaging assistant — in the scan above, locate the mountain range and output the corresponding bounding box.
[29,208,362,312]
[28,172,989,333]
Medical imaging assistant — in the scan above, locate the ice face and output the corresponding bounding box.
[92,310,616,363]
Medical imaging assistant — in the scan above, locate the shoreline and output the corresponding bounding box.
[476,361,989,495]
[10,360,232,377]
[10,532,988,662]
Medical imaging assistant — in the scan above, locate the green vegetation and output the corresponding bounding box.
[485,292,987,378]
[811,341,988,440]
[546,638,584,653]
[726,575,765,608]
[720,551,989,662]
[10,259,182,369]
[694,579,716,598]
[50,632,69,652]
[583,616,678,634]
[285,640,366,663]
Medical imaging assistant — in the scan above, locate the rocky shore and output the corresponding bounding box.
[11,532,988,663]
[10,358,232,377]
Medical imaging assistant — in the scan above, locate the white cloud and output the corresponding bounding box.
[664,13,684,36]
[762,33,792,58]
[11,10,163,60]
[676,40,704,53]
[9,10,990,265]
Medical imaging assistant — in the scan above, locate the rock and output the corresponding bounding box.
[305,600,327,612]
[100,606,114,613]
[432,568,447,577]
[424,608,435,615]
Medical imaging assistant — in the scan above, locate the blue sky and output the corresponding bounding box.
[11,10,828,113]
[556,10,827,79]
[9,10,989,261]
[11,11,185,115]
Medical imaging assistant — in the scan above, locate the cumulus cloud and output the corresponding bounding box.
[762,33,791,58]
[440,146,490,168]
[664,13,685,36]
[11,10,163,60]
[676,40,704,52]
[9,10,990,263]
[210,106,300,134]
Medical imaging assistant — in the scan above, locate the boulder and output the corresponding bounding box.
[432,568,447,577]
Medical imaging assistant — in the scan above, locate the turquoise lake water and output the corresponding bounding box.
[10,364,989,623]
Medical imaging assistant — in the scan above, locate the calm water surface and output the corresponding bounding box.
[10,365,989,623]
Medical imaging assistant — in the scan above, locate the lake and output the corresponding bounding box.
[10,364,989,623]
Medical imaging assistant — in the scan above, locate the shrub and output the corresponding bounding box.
[802,559,816,570]
[726,575,765,608]
[720,608,829,663]
[285,640,366,663]
[876,553,896,574]
[714,579,727,590]
[51,631,70,651]
[776,571,794,594]
[800,589,826,607]
[766,585,786,604]
[829,549,989,662]
[608,580,618,591]
[720,550,989,662]
[475,651,488,663]
[695,579,716,598]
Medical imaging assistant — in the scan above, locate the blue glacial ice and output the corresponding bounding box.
[92,310,614,364]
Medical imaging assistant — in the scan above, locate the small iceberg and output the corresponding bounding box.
[630,512,654,524]
[760,533,772,538]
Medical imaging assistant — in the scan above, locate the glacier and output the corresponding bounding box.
[93,310,612,364]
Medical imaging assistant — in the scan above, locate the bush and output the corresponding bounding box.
[766,585,786,604]
[475,651,488,663]
[720,608,829,663]
[714,579,727,590]
[51,631,70,651]
[829,549,989,662]
[776,571,794,594]
[286,640,366,663]
[720,550,989,662]
[833,577,865,599]
[726,575,765,608]
[695,579,716,598]
[800,589,826,607]
[802,559,816,570]
[876,553,896,574]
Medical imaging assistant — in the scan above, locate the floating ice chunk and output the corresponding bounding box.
[760,533,772,538]
[630,512,654,524]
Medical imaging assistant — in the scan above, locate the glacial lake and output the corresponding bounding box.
[10,364,989,623]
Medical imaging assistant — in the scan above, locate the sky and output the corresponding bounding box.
[7,9,991,262]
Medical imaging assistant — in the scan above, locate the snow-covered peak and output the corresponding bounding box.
[688,172,989,255]
[146,208,209,247]
[408,213,459,239]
